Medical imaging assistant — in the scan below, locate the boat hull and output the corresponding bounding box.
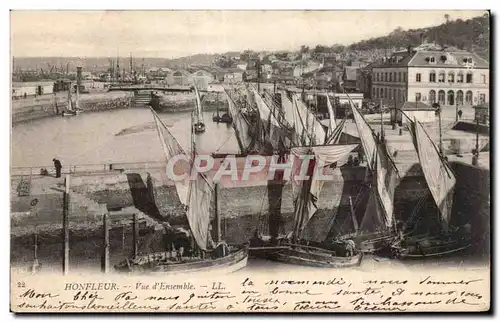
[114,244,249,276]
[357,233,397,254]
[274,243,363,268]
[391,237,473,259]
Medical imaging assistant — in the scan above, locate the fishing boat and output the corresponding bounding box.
[390,117,473,259]
[114,107,249,274]
[192,82,206,134]
[62,84,83,116]
[344,93,401,254]
[212,92,233,124]
[247,88,362,268]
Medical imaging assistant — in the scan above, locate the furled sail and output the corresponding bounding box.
[409,118,456,230]
[224,89,253,152]
[280,91,301,146]
[193,82,204,123]
[150,107,190,206]
[292,94,326,145]
[290,144,358,239]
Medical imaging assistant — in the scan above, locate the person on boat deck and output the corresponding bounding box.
[345,239,356,257]
[53,158,62,178]
[346,155,354,166]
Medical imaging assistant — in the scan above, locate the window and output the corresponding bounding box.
[438,71,445,83]
[448,72,455,83]
[429,71,436,82]
[466,72,473,83]
[404,72,407,82]
[456,90,464,105]
[415,92,421,102]
[429,90,436,104]
[430,57,436,63]
[398,72,402,82]
[438,90,446,105]
[389,88,392,99]
[457,73,464,83]
[465,91,473,104]
[479,94,486,104]
[385,72,388,82]
[416,73,421,82]
[389,73,392,82]
[447,90,455,106]
[481,74,486,84]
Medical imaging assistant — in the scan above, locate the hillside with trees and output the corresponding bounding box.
[348,13,490,59]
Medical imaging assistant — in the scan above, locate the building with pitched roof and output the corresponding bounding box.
[371,46,489,109]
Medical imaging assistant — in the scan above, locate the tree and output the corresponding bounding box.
[444,14,450,23]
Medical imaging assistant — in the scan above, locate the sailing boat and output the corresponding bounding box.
[273,143,363,268]
[213,92,233,124]
[247,87,362,267]
[114,108,249,274]
[192,81,206,134]
[390,117,472,258]
[346,94,400,254]
[62,84,83,116]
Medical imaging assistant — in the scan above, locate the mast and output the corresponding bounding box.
[214,182,221,243]
[380,99,384,142]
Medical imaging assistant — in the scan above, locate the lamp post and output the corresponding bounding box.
[433,103,443,155]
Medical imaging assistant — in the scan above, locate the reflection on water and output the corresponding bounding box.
[11,108,240,167]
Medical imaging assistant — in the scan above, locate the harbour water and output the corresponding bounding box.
[12,107,240,168]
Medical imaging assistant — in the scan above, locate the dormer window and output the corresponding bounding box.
[468,58,473,64]
[440,55,447,62]
[430,57,436,63]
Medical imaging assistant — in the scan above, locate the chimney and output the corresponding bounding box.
[407,45,412,54]
[76,66,82,87]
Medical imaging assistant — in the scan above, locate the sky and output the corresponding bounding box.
[10,10,487,58]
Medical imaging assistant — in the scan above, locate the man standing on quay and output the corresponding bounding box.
[53,158,62,178]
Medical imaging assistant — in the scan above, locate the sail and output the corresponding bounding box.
[358,146,399,231]
[325,94,338,139]
[194,82,204,123]
[410,118,456,229]
[224,90,253,152]
[280,91,301,145]
[349,99,377,171]
[186,171,213,251]
[290,144,358,239]
[374,143,399,228]
[150,107,190,206]
[67,88,73,111]
[292,94,326,145]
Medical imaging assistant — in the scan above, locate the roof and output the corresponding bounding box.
[408,50,489,69]
[400,101,434,111]
[172,69,191,77]
[221,68,245,74]
[372,49,489,69]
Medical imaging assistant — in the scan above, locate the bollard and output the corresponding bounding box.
[101,214,110,274]
[399,128,403,136]
[472,155,478,166]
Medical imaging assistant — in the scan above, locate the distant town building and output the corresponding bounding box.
[221,68,244,84]
[237,63,248,71]
[12,81,55,98]
[342,66,359,92]
[371,47,489,108]
[293,61,322,78]
[391,101,436,124]
[167,70,192,86]
[356,63,374,99]
[192,69,215,90]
